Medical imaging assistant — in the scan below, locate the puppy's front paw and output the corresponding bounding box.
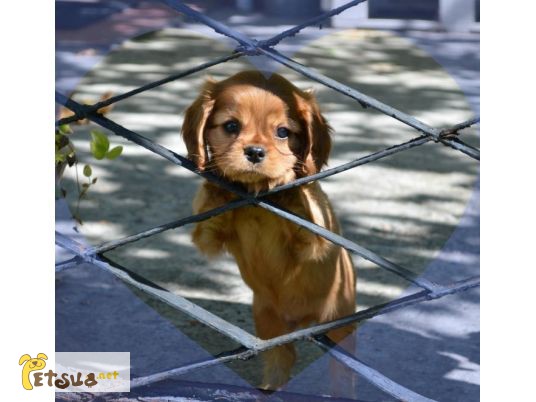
[260,346,295,391]
[260,375,288,392]
[192,222,225,258]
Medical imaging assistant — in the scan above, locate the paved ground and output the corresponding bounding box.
[56,6,479,400]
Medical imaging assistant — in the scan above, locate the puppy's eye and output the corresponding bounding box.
[276,127,290,139]
[223,120,240,134]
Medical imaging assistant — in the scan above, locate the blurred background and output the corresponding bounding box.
[56,1,480,400]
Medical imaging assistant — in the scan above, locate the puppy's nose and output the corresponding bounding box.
[244,146,266,164]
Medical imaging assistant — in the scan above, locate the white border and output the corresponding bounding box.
[481,0,535,400]
[2,0,55,400]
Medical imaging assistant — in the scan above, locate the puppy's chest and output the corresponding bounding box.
[226,205,298,267]
[230,207,296,254]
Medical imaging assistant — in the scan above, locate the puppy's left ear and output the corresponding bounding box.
[19,354,31,366]
[295,90,332,176]
[181,79,216,171]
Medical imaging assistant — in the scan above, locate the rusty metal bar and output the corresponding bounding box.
[56,52,244,126]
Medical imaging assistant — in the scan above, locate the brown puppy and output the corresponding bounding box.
[182,70,356,390]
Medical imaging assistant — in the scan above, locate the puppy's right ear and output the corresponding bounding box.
[181,79,216,170]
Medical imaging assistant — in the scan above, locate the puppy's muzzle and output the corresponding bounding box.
[244,145,266,164]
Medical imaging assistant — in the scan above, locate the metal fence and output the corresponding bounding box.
[55,0,480,400]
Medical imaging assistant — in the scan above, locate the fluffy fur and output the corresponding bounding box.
[182,71,356,390]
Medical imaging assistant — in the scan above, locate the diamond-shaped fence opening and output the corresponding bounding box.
[55,1,480,401]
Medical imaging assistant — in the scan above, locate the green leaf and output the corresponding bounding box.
[90,130,109,160]
[82,183,89,188]
[59,124,72,135]
[92,177,98,184]
[56,133,69,150]
[105,145,123,160]
[90,140,106,160]
[83,164,92,177]
[91,130,110,150]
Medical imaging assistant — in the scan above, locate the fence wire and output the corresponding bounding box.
[55,1,480,400]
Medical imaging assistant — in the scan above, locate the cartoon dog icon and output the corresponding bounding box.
[19,353,48,390]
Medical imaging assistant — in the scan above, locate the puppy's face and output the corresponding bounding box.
[182,71,331,191]
[206,83,301,186]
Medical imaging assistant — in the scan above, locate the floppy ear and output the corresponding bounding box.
[181,79,216,171]
[19,354,31,365]
[295,90,332,176]
[37,353,48,360]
